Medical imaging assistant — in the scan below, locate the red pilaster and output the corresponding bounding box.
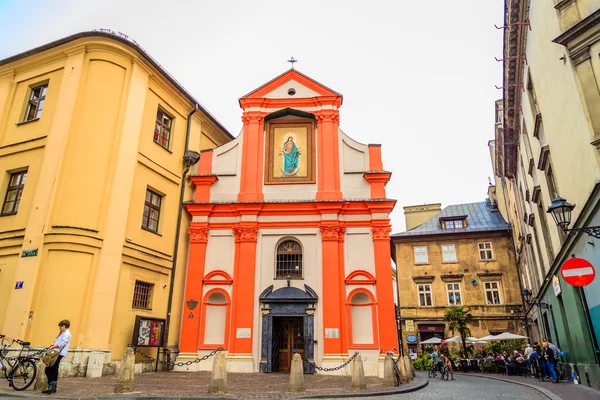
[320,223,345,354]
[337,226,348,353]
[238,112,266,202]
[180,224,209,352]
[368,144,383,171]
[315,110,342,201]
[363,172,391,199]
[228,224,258,353]
[371,222,397,352]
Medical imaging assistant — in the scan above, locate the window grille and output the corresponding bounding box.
[132,281,153,309]
[276,239,303,278]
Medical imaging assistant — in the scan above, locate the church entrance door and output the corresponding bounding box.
[272,317,304,372]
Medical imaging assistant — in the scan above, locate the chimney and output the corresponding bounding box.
[403,203,442,231]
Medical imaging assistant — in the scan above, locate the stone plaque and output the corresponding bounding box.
[402,309,417,317]
[405,320,414,333]
[325,328,339,338]
[236,328,251,338]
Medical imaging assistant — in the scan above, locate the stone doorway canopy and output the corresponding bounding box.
[259,284,318,373]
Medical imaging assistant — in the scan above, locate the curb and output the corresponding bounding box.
[0,378,429,400]
[455,373,563,400]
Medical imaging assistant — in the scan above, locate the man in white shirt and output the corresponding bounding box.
[524,343,533,359]
[42,319,72,394]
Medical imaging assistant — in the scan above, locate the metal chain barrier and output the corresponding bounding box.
[129,344,222,367]
[294,350,359,372]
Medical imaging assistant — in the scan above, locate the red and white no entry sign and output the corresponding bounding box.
[560,258,596,287]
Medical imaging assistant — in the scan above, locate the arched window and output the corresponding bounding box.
[199,289,230,349]
[276,239,303,279]
[346,289,378,348]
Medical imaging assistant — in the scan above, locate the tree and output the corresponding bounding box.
[444,305,474,358]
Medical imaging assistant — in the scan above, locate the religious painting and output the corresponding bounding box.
[265,120,315,184]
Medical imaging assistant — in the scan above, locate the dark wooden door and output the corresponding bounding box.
[276,318,304,372]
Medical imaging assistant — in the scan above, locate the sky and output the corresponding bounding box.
[0,0,504,232]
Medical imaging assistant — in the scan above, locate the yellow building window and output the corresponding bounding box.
[154,108,173,149]
[142,189,162,233]
[413,246,428,264]
[446,283,462,305]
[418,284,432,307]
[441,244,457,262]
[132,280,154,309]
[478,242,494,260]
[484,281,501,305]
[1,170,27,215]
[24,84,48,122]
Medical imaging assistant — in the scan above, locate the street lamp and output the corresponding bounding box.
[547,196,600,238]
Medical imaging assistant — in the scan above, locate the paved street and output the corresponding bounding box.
[342,372,552,400]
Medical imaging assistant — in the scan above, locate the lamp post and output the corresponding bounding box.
[521,289,551,339]
[546,197,600,363]
[546,196,600,238]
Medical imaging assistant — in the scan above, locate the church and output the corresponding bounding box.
[176,68,398,376]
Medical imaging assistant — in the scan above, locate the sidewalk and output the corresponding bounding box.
[0,371,427,399]
[456,372,600,400]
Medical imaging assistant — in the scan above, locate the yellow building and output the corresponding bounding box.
[492,0,600,389]
[0,30,232,375]
[391,201,525,356]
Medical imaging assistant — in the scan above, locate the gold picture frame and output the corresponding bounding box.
[264,120,315,185]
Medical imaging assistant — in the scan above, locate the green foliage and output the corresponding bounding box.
[484,339,525,356]
[413,353,431,371]
[444,305,474,357]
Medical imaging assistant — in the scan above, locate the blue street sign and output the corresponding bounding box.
[15,281,24,289]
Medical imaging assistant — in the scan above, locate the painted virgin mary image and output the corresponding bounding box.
[280,135,300,176]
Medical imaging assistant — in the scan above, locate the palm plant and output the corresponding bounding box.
[444,305,474,358]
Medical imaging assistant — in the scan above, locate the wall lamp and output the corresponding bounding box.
[547,196,600,238]
[521,289,552,310]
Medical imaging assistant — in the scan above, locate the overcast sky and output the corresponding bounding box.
[0,0,504,232]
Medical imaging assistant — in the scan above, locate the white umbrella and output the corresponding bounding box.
[492,332,529,340]
[477,334,498,341]
[420,337,442,344]
[445,335,463,343]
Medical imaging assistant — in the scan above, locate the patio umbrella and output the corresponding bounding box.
[445,335,463,343]
[477,334,498,341]
[420,337,442,344]
[492,332,528,340]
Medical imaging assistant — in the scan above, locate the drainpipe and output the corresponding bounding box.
[163,104,200,366]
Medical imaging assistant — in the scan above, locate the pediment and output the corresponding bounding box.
[240,69,341,100]
[259,284,318,303]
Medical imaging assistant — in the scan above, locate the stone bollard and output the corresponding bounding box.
[403,356,412,383]
[351,354,367,391]
[34,361,48,391]
[114,346,135,393]
[208,352,227,394]
[383,355,396,386]
[288,353,305,393]
[409,356,416,378]
[397,355,407,383]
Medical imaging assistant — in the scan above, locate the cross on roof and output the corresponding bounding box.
[287,57,297,69]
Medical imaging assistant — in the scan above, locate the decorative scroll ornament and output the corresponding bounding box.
[189,228,208,243]
[319,226,345,241]
[371,225,392,240]
[316,112,340,123]
[233,227,258,242]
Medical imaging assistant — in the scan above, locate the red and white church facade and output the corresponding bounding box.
[176,69,397,376]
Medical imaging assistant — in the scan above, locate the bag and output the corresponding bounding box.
[41,348,61,366]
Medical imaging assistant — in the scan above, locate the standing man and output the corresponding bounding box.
[543,341,558,383]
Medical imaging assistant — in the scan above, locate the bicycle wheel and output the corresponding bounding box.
[443,367,449,381]
[9,358,37,391]
[428,368,434,378]
[392,362,401,386]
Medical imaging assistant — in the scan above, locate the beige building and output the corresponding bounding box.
[493,0,600,389]
[0,30,232,375]
[391,201,525,356]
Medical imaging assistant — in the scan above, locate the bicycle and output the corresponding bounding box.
[428,360,440,378]
[0,334,41,391]
[381,347,402,386]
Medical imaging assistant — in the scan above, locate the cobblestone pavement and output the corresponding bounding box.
[342,372,552,400]
[459,372,600,400]
[0,371,423,399]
